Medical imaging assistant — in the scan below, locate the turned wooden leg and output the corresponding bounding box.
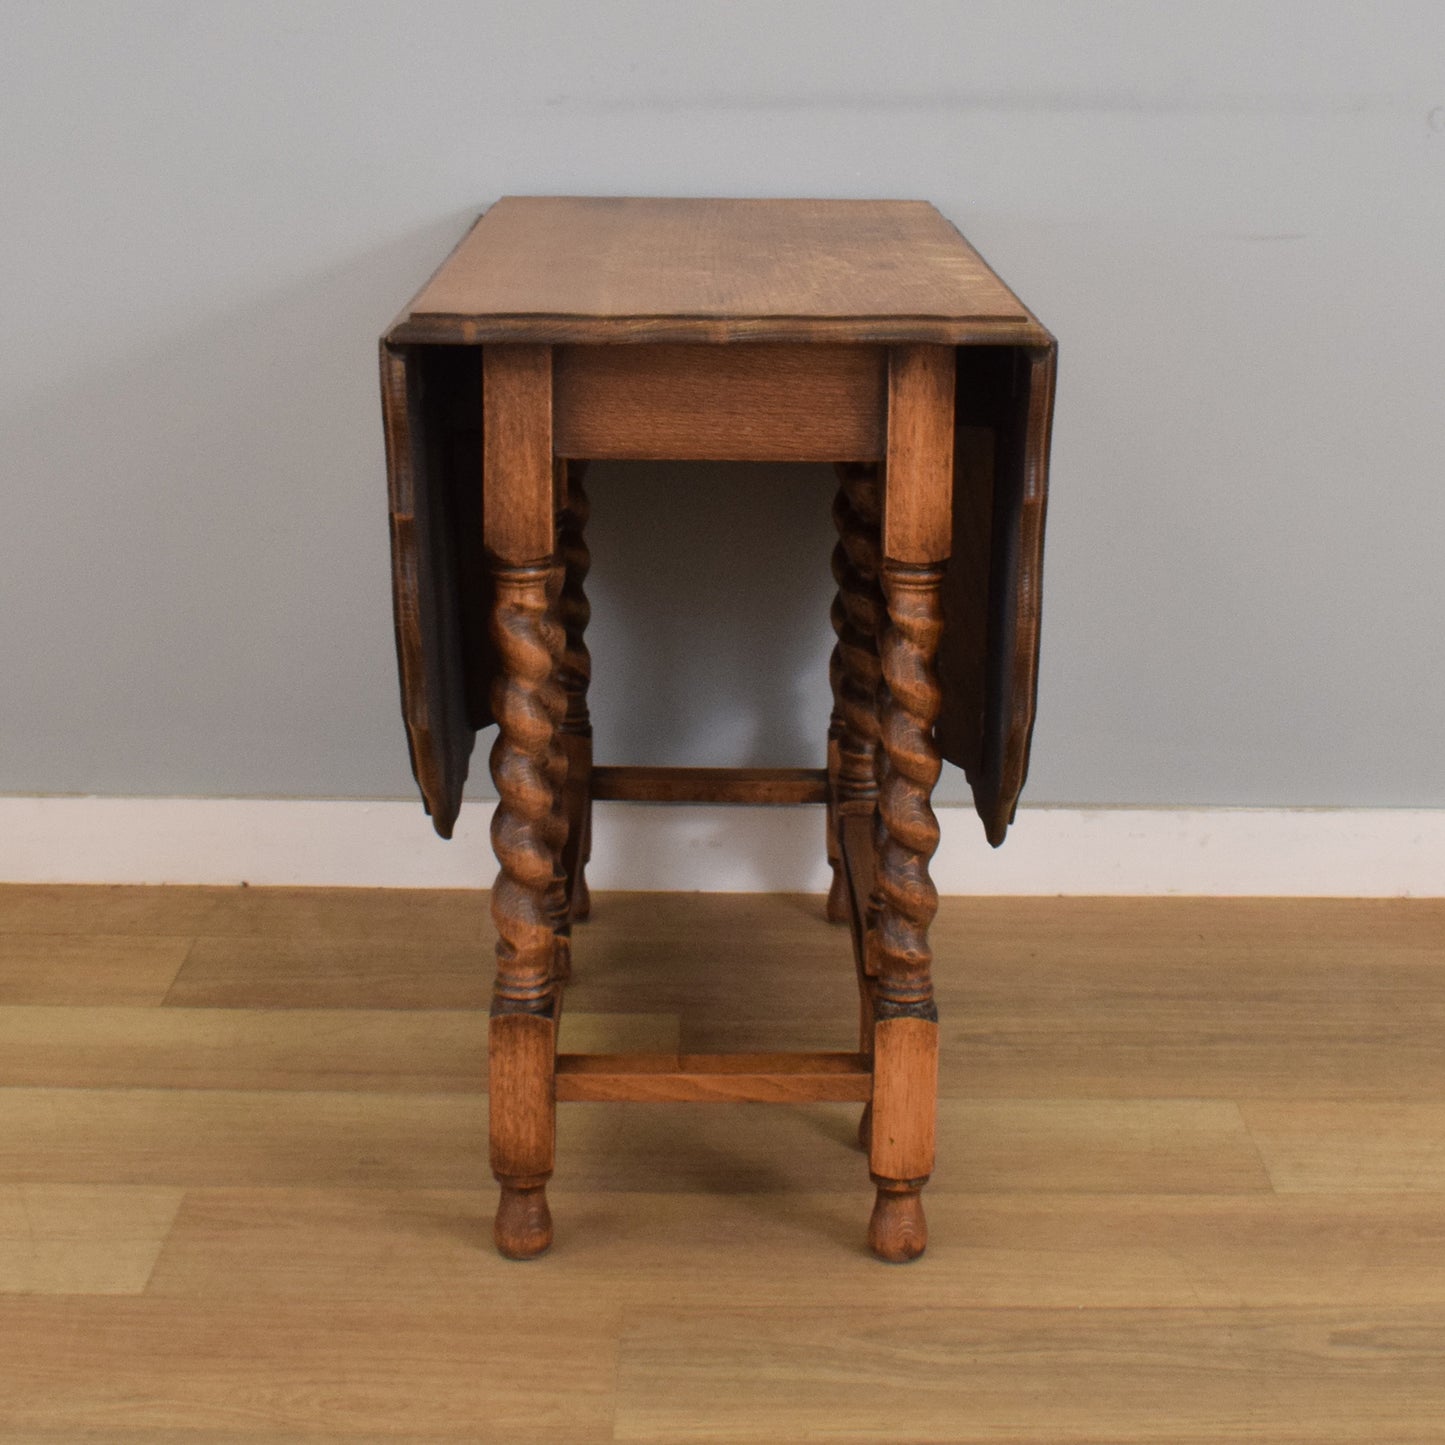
[488,559,567,1260]
[826,464,886,928]
[825,726,845,923]
[865,560,944,1263]
[557,461,594,924]
[828,462,887,1143]
[541,559,573,983]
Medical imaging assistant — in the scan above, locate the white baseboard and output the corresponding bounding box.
[0,796,1441,896]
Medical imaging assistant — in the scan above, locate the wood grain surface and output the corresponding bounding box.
[936,342,1057,846]
[398,196,1045,346]
[2,886,1443,1438]
[380,341,487,839]
[883,344,955,562]
[589,765,829,805]
[555,1051,872,1103]
[553,342,885,460]
[481,345,554,562]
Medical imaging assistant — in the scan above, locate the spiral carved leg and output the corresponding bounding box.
[540,560,572,981]
[826,463,886,928]
[868,563,943,1014]
[488,560,566,1260]
[864,561,944,1263]
[489,562,567,1010]
[558,462,594,924]
[825,726,845,923]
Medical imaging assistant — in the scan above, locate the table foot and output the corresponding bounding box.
[495,1182,553,1259]
[825,864,850,924]
[867,1181,927,1263]
[856,1101,873,1151]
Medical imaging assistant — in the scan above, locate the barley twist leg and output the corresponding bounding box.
[865,561,944,1263]
[826,465,887,1157]
[558,461,594,924]
[488,560,566,1259]
[826,463,886,927]
[541,559,572,981]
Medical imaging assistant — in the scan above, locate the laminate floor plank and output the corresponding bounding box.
[0,1436,496,1444]
[937,1025,1445,1102]
[0,1006,676,1091]
[0,935,192,1006]
[684,1012,1445,1100]
[0,885,488,943]
[612,1305,1445,1442]
[0,1089,1266,1194]
[0,1434,495,1444]
[0,1297,617,1441]
[580,895,849,1019]
[5,887,1439,950]
[549,1097,1268,1196]
[1242,1101,1445,1192]
[0,886,239,938]
[164,935,492,1010]
[930,895,1445,956]
[148,1187,1203,1310]
[0,1088,487,1189]
[145,1187,1445,1310]
[0,1185,183,1296]
[0,1435,494,1444]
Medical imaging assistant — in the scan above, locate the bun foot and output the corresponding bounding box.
[856,1101,872,1151]
[867,1184,927,1263]
[495,1184,552,1260]
[825,865,850,924]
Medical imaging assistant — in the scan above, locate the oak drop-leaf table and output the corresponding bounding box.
[380,196,1056,1262]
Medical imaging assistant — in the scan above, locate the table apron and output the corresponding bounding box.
[551,342,887,462]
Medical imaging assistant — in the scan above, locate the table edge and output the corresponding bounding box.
[383,314,1055,347]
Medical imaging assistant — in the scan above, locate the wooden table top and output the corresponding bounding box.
[393,196,1049,346]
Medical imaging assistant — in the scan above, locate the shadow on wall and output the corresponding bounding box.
[549,458,846,896]
[557,457,977,808]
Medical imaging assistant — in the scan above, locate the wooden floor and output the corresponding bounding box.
[0,886,1443,1442]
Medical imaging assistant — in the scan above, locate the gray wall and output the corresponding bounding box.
[3,1,1442,808]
